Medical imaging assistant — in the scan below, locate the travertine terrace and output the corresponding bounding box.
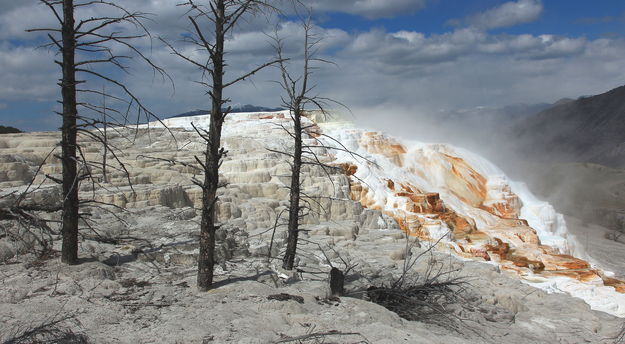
[1,111,624,343]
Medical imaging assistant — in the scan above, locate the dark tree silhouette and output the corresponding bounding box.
[164,0,282,290]
[27,0,169,264]
[271,14,363,270]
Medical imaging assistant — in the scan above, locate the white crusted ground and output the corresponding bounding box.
[0,112,624,343]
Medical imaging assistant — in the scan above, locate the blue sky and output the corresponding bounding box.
[320,1,625,38]
[1,0,625,131]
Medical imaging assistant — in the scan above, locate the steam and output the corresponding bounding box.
[350,101,622,232]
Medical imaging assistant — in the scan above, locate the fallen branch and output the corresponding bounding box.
[274,330,367,343]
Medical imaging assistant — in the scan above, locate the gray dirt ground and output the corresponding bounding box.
[2,126,625,343]
[1,205,623,344]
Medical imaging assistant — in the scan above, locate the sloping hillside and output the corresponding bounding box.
[516,85,625,168]
[0,125,22,134]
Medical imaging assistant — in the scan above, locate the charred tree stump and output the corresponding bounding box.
[330,267,345,297]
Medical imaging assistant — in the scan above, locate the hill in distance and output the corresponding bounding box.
[503,85,625,231]
[0,125,22,134]
[516,84,625,168]
[168,104,284,119]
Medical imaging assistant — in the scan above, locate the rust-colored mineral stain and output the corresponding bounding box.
[602,276,625,293]
[484,238,510,260]
[337,163,358,176]
[257,113,286,120]
[479,190,522,220]
[469,247,490,261]
[348,182,381,211]
[359,132,407,167]
[508,255,545,272]
[441,154,488,207]
[390,144,407,154]
[439,212,475,238]
[400,183,419,193]
[481,202,518,219]
[543,254,591,270]
[305,123,322,138]
[341,146,623,293]
[544,269,601,283]
[466,231,491,242]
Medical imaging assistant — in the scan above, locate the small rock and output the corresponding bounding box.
[390,248,408,261]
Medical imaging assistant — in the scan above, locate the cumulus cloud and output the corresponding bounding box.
[323,26,625,115]
[452,0,543,30]
[0,0,58,40]
[2,0,625,131]
[341,26,588,76]
[309,0,427,19]
[0,44,57,101]
[344,28,487,68]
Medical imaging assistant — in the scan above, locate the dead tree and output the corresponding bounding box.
[27,0,169,265]
[273,18,317,270]
[165,0,282,291]
[272,15,362,271]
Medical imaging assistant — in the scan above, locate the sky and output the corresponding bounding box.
[1,0,625,131]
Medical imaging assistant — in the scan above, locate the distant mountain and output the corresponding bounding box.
[228,104,284,113]
[0,125,22,134]
[168,104,284,119]
[515,85,625,168]
[169,110,209,119]
[553,98,574,106]
[437,102,551,125]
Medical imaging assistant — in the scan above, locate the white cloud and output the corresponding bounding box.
[343,28,483,68]
[343,27,590,72]
[2,0,625,130]
[455,0,544,30]
[323,27,625,114]
[0,44,57,101]
[0,0,58,40]
[309,0,427,19]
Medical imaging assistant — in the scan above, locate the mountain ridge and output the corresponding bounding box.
[168,104,284,119]
[0,125,22,134]
[516,85,625,167]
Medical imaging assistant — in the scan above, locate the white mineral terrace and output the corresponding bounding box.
[147,111,625,317]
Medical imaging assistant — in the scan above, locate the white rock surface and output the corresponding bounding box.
[0,112,624,343]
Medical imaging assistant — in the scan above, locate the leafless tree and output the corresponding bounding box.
[164,0,282,291]
[270,13,367,271]
[272,17,321,270]
[26,0,170,265]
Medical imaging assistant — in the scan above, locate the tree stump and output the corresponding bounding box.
[330,267,345,297]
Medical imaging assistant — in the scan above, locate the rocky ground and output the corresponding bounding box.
[1,204,623,344]
[1,116,625,343]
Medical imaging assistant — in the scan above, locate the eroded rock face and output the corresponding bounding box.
[2,111,625,317]
[320,120,625,317]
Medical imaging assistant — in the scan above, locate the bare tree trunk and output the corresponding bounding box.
[29,0,170,265]
[60,0,79,265]
[197,0,225,291]
[329,267,345,297]
[166,0,279,289]
[283,108,302,270]
[102,86,108,184]
[273,16,357,271]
